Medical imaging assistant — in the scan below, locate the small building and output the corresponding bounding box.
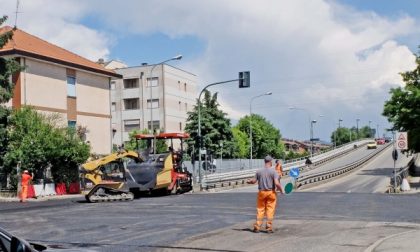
[105,62,197,147]
[0,26,121,154]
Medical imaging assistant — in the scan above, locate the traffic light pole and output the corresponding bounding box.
[197,75,249,190]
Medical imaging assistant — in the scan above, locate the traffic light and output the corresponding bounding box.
[239,71,250,88]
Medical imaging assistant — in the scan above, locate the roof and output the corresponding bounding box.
[0,26,121,78]
[135,133,190,140]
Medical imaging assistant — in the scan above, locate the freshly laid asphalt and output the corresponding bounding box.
[1,145,419,251]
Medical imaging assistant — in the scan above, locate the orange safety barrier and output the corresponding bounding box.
[55,183,67,195]
[68,182,80,194]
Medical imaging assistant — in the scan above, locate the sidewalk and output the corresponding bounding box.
[0,194,83,202]
[161,219,420,252]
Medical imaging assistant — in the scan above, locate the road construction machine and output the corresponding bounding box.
[80,132,192,202]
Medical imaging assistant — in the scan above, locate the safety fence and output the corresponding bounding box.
[195,139,371,190]
[297,143,392,189]
[389,156,415,192]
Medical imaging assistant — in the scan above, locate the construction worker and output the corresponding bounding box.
[247,155,284,233]
[20,170,33,203]
[275,159,283,179]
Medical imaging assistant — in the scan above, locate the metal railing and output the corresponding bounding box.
[297,143,392,188]
[197,139,371,190]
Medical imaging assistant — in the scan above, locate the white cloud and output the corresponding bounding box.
[0,0,110,61]
[1,0,419,140]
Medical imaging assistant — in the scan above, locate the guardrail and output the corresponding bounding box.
[389,156,415,192]
[297,143,392,189]
[201,139,371,190]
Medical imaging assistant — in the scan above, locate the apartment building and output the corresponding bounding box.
[0,26,120,154]
[106,62,197,147]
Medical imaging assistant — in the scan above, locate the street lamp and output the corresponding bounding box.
[310,120,317,156]
[368,120,372,138]
[356,118,360,139]
[377,124,380,139]
[249,92,272,168]
[337,119,343,146]
[289,106,312,156]
[148,55,182,133]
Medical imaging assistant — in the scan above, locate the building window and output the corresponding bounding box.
[124,98,139,110]
[147,77,158,87]
[111,102,116,112]
[110,80,116,90]
[147,120,160,131]
[179,122,182,131]
[147,99,159,109]
[123,78,138,89]
[178,81,181,90]
[67,76,76,97]
[184,83,187,92]
[179,101,182,111]
[68,120,76,128]
[124,119,140,132]
[185,103,188,111]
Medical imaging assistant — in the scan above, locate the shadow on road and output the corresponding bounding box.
[358,167,393,176]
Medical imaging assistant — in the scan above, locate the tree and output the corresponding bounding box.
[185,90,235,158]
[231,126,249,158]
[3,107,90,188]
[124,128,168,153]
[0,16,21,173]
[236,114,285,159]
[383,48,420,152]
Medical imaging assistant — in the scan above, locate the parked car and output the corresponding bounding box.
[367,141,377,149]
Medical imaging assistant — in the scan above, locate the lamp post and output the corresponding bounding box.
[289,107,312,156]
[310,120,317,156]
[249,92,272,168]
[338,119,343,146]
[368,120,372,138]
[148,55,182,133]
[376,124,380,139]
[356,118,360,139]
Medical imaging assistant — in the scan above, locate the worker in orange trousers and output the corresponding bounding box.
[20,170,33,203]
[247,155,283,233]
[275,159,283,180]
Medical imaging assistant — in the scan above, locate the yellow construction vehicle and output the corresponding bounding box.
[80,132,192,202]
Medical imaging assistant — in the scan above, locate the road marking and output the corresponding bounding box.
[364,229,418,252]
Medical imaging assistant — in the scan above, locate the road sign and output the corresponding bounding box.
[396,132,408,150]
[284,182,294,194]
[289,167,300,178]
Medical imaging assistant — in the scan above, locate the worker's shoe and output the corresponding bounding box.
[266,223,273,233]
[252,227,260,233]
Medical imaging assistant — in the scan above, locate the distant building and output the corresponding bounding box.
[282,138,331,155]
[0,26,120,154]
[106,62,197,147]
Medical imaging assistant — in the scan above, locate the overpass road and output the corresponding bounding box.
[301,144,388,177]
[306,145,413,193]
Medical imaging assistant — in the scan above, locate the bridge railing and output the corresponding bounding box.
[188,139,371,190]
[297,142,392,188]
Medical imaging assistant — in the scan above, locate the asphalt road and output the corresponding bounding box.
[302,144,388,176]
[307,146,413,193]
[1,191,420,251]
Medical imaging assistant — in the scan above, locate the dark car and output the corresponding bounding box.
[0,227,39,252]
[0,227,86,252]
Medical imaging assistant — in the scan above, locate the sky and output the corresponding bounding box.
[1,0,419,142]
